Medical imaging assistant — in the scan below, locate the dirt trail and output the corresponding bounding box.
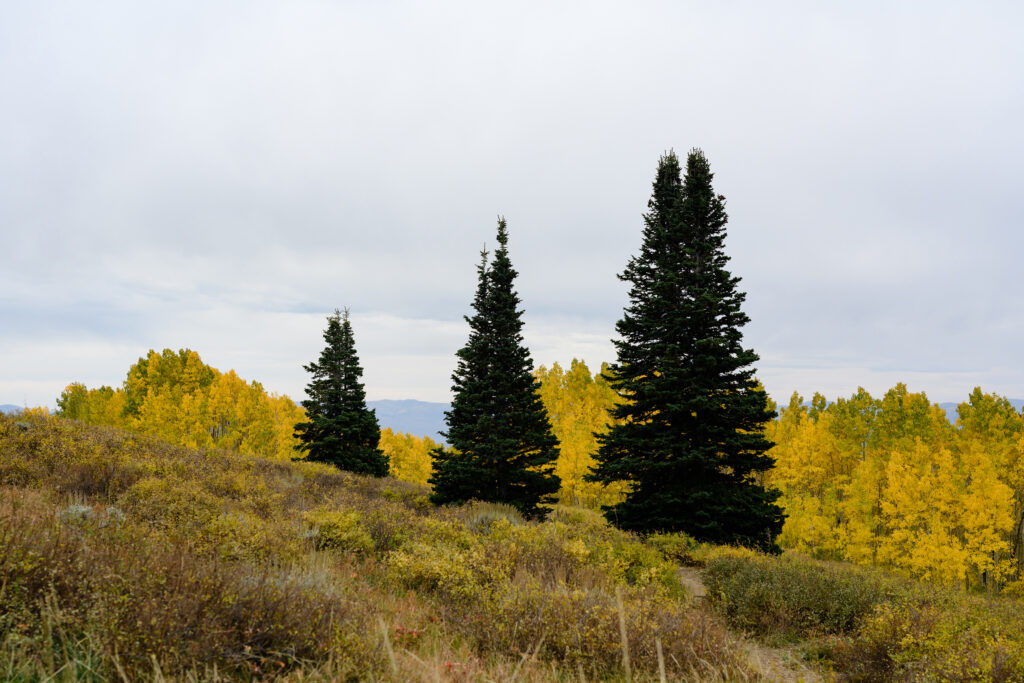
[678,567,827,683]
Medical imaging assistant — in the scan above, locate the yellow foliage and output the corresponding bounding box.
[121,475,221,530]
[21,405,52,417]
[302,508,374,554]
[57,349,304,461]
[51,351,1024,597]
[534,360,626,508]
[379,427,437,486]
[768,395,849,559]
[770,383,1024,591]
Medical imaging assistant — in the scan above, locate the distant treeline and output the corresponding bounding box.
[59,349,303,461]
[56,349,1024,591]
[54,350,622,508]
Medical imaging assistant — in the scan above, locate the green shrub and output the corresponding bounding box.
[704,550,911,641]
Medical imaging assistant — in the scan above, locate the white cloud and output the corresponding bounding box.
[2,2,1023,408]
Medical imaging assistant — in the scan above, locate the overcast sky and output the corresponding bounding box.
[2,2,1022,409]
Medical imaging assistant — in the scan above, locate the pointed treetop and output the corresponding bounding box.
[653,150,682,185]
[496,215,509,248]
[686,147,710,172]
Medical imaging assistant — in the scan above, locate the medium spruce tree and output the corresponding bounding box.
[294,309,389,476]
[430,218,561,518]
[587,150,784,552]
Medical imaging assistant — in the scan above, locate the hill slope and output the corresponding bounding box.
[0,413,752,681]
[5,413,1024,680]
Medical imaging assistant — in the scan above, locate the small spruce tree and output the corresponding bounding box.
[294,309,388,476]
[430,218,560,518]
[587,150,784,552]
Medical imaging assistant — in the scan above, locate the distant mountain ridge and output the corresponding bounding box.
[368,399,449,441]
[8,397,1022,432]
[366,397,1022,438]
[938,399,1024,425]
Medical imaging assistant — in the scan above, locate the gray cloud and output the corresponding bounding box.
[2,2,1022,408]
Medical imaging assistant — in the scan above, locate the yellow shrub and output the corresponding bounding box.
[301,508,374,554]
[387,539,501,602]
[202,510,270,559]
[119,476,220,529]
[1000,579,1024,599]
[381,485,431,511]
[207,467,254,499]
[841,601,1024,680]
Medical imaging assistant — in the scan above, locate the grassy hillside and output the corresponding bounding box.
[0,413,753,681]
[7,412,1024,681]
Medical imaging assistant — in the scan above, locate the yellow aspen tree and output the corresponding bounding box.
[535,360,624,509]
[380,428,436,486]
[958,439,1015,589]
[871,384,954,452]
[840,452,887,565]
[134,388,183,443]
[957,388,1024,578]
[57,349,307,462]
[268,394,304,461]
[177,390,213,450]
[764,392,806,455]
[1011,433,1024,580]
[235,380,277,456]
[879,442,970,585]
[772,408,846,558]
[839,385,950,566]
[87,386,130,428]
[207,370,277,453]
[827,388,879,464]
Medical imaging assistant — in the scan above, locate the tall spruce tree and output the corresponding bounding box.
[430,218,560,518]
[587,150,784,552]
[294,309,388,476]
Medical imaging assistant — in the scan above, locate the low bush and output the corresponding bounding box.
[833,599,1024,681]
[703,549,924,641]
[0,488,381,679]
[646,530,706,565]
[458,499,525,531]
[705,548,1024,681]
[302,507,374,554]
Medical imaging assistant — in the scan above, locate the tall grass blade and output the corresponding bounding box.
[616,585,632,682]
